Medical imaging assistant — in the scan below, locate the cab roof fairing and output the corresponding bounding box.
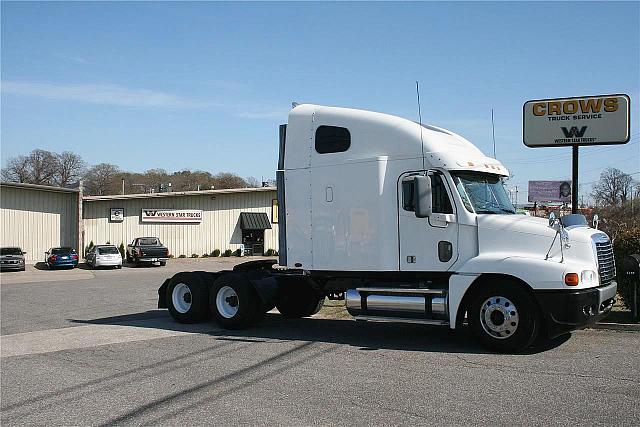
[288,104,509,176]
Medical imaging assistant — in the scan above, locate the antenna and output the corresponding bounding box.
[416,81,425,169]
[491,109,496,158]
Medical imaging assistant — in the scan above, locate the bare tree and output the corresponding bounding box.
[1,149,58,185]
[245,176,260,188]
[591,168,635,207]
[212,172,248,189]
[55,151,87,187]
[1,155,31,183]
[84,163,121,195]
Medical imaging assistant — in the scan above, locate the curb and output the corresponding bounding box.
[591,322,640,332]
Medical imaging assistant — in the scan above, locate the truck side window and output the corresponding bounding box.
[402,174,453,214]
[431,174,453,214]
[402,180,414,211]
[315,126,351,154]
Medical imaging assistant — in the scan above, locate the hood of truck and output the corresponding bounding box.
[476,214,603,262]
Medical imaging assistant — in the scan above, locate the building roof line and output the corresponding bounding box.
[0,181,80,193]
[83,186,276,201]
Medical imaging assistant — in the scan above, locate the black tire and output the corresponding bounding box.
[275,276,324,319]
[210,273,261,329]
[165,272,212,323]
[117,264,122,269]
[126,255,132,264]
[468,283,540,353]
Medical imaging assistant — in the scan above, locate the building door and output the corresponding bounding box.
[398,171,459,271]
[242,230,265,256]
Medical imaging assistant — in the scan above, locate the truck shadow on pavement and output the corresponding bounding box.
[70,310,570,355]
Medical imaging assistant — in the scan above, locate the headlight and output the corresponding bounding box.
[580,270,599,287]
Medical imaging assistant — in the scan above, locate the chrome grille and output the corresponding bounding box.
[594,236,615,285]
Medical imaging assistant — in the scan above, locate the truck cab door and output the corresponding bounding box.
[398,171,459,271]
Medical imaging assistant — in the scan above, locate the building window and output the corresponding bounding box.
[272,199,278,223]
[315,126,351,154]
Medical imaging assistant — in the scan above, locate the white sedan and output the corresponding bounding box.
[85,245,123,269]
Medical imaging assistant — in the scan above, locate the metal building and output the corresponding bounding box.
[82,187,279,257]
[0,182,80,261]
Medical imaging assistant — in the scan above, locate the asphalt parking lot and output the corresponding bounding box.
[1,258,639,426]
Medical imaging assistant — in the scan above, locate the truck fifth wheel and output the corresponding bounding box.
[158,104,617,352]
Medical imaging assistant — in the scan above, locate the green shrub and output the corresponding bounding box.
[613,228,640,310]
[118,243,125,259]
[178,254,187,258]
[212,249,221,257]
[265,249,275,256]
[234,249,242,257]
[191,254,199,258]
[169,254,175,258]
[223,249,232,257]
[274,250,279,256]
[202,253,209,258]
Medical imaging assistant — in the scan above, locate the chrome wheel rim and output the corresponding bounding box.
[216,286,239,319]
[480,296,519,339]
[172,283,192,314]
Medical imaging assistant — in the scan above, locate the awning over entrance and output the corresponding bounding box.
[240,212,272,230]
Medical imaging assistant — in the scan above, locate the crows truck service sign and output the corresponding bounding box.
[523,94,630,147]
[141,209,203,223]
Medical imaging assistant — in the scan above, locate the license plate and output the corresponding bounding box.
[62,256,69,260]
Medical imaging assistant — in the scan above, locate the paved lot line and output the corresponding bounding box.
[0,323,215,358]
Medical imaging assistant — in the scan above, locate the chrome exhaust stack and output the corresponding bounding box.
[345,288,448,320]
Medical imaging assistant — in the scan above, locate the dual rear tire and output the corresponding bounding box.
[165,272,324,328]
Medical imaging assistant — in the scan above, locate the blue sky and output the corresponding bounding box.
[1,1,638,203]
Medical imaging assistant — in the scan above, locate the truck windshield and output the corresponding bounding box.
[452,172,515,214]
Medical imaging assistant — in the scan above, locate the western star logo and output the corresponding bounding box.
[561,126,588,138]
[555,125,596,144]
[144,210,157,216]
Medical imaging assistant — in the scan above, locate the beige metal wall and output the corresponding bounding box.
[83,190,279,257]
[0,184,79,262]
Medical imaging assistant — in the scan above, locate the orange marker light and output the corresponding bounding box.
[565,273,579,286]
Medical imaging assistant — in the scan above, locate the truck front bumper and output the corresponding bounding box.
[535,282,617,339]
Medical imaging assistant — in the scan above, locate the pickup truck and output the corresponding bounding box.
[126,237,169,266]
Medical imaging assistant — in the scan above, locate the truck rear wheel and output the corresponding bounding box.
[210,273,261,329]
[275,277,324,318]
[166,272,211,323]
[468,283,539,353]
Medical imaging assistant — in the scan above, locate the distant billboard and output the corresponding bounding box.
[523,94,630,147]
[528,181,572,203]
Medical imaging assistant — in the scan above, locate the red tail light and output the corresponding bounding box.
[72,254,78,260]
[49,256,57,262]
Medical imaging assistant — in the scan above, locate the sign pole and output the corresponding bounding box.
[572,145,579,214]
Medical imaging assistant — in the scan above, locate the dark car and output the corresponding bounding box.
[0,247,26,271]
[45,247,79,269]
[126,237,169,266]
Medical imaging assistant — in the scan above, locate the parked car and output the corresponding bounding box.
[45,247,79,269]
[0,247,26,271]
[126,237,169,266]
[85,245,123,269]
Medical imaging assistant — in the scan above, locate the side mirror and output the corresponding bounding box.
[592,214,600,230]
[548,212,556,227]
[413,175,432,218]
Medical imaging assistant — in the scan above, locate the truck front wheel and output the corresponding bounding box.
[210,273,261,329]
[468,284,539,353]
[166,272,211,323]
[275,277,324,319]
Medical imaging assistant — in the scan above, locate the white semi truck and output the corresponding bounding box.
[158,104,617,352]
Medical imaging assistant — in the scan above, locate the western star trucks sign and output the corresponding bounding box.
[523,94,630,147]
[141,209,203,223]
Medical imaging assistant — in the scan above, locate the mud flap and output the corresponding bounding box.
[158,278,170,308]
